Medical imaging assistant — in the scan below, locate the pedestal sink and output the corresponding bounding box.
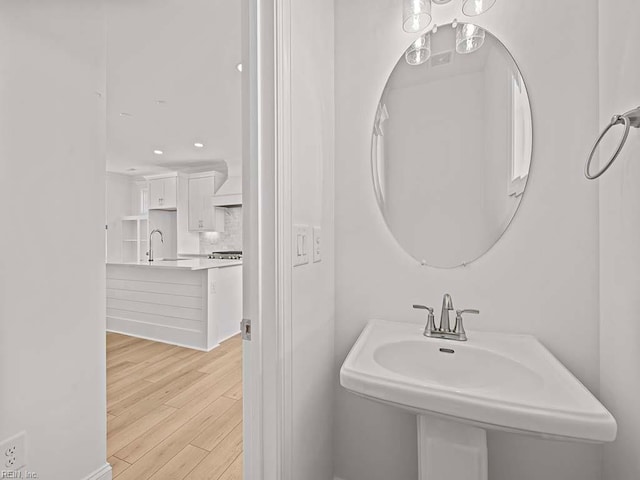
[340,320,616,480]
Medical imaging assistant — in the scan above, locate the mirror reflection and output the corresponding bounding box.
[373,24,532,268]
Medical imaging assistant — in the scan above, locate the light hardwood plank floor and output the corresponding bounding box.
[107,333,243,480]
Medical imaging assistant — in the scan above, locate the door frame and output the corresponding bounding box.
[242,0,293,477]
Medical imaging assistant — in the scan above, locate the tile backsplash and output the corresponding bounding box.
[199,206,243,253]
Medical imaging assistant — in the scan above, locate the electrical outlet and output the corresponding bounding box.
[1,432,26,471]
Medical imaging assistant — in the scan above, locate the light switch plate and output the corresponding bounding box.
[313,227,321,263]
[293,224,310,266]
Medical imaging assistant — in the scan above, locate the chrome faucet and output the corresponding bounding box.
[147,229,164,262]
[413,293,479,341]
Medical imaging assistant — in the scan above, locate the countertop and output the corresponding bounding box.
[106,258,242,271]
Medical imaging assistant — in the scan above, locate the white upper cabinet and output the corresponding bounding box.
[148,175,177,210]
[188,174,225,232]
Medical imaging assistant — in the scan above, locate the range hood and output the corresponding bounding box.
[213,175,242,206]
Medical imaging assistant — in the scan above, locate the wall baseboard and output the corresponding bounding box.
[83,463,112,480]
[106,326,210,352]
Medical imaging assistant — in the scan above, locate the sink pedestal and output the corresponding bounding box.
[418,416,487,480]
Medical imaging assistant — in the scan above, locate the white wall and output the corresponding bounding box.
[334,1,602,479]
[598,2,640,478]
[0,2,108,480]
[106,172,133,262]
[290,0,335,476]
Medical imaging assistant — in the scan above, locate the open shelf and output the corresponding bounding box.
[122,215,150,262]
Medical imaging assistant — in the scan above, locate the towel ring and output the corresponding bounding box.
[585,106,640,180]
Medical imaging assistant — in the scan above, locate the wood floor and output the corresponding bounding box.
[107,332,243,480]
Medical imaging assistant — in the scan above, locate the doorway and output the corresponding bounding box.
[103,1,246,478]
[0,0,301,478]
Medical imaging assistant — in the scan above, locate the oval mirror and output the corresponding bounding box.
[372,23,532,268]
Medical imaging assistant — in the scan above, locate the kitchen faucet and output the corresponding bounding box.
[147,229,164,262]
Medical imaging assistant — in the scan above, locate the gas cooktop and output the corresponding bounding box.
[208,251,243,260]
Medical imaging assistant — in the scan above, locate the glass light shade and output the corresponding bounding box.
[456,23,486,54]
[462,0,497,16]
[403,0,432,33]
[405,33,432,66]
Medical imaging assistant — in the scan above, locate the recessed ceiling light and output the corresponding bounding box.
[120,112,133,117]
[236,63,243,72]
[153,149,164,155]
[194,142,205,148]
[157,100,167,105]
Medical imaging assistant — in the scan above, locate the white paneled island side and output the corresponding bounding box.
[106,259,242,350]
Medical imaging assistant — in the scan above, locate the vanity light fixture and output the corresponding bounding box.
[462,0,497,16]
[455,23,485,54]
[153,149,164,155]
[236,63,243,72]
[403,0,432,33]
[401,0,496,35]
[405,32,432,66]
[194,142,205,148]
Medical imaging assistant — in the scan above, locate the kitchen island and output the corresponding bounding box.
[106,259,242,351]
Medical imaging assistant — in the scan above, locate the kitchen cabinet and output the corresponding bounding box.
[188,174,225,232]
[148,175,177,210]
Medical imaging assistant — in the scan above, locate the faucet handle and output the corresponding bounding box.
[454,309,479,341]
[413,305,437,337]
[413,304,434,313]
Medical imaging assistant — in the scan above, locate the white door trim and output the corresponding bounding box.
[242,0,293,477]
[275,0,293,477]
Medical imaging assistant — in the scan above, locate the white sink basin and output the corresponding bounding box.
[341,319,616,444]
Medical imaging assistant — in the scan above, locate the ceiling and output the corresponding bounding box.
[105,0,242,176]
